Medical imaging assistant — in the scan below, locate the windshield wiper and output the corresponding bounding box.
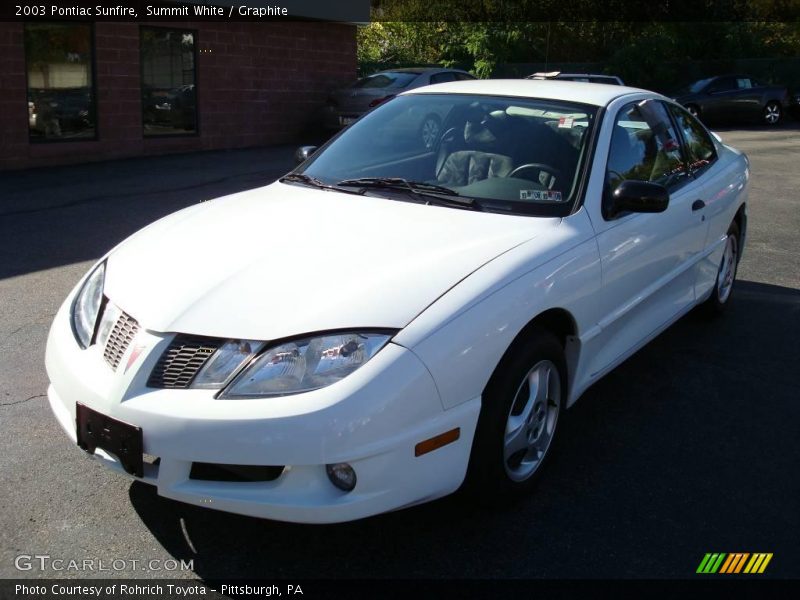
[336,177,481,210]
[280,173,363,194]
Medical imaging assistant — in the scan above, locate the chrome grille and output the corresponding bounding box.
[147,335,222,389]
[103,311,140,370]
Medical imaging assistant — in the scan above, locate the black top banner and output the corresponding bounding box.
[2,0,800,22]
[2,1,371,22]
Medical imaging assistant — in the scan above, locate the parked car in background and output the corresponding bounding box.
[526,71,624,85]
[790,89,800,120]
[672,75,790,125]
[28,87,95,139]
[142,84,197,133]
[322,68,476,148]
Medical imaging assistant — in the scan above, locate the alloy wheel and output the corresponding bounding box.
[421,118,440,149]
[717,233,738,303]
[503,360,561,482]
[764,103,781,125]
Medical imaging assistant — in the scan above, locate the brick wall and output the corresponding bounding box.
[0,21,357,170]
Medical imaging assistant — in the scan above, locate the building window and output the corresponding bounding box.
[24,23,96,142]
[141,28,197,136]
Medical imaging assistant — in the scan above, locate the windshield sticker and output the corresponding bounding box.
[558,116,574,128]
[520,190,564,202]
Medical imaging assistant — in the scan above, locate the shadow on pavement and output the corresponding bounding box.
[128,280,800,579]
[0,146,299,280]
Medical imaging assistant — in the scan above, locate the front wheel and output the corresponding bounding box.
[703,222,740,315]
[763,101,782,126]
[465,328,566,498]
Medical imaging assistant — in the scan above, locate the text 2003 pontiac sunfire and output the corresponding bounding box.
[46,80,748,523]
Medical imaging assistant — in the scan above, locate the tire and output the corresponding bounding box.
[465,327,567,500]
[763,101,782,126]
[419,114,441,149]
[686,104,701,119]
[703,222,740,315]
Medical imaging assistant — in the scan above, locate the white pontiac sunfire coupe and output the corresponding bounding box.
[46,79,749,523]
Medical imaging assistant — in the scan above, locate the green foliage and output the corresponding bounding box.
[357,14,800,89]
[357,22,444,64]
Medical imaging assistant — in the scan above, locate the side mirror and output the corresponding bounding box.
[294,145,318,165]
[605,180,669,219]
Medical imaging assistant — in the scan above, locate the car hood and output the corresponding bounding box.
[104,182,560,340]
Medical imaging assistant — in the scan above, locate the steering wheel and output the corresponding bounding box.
[438,127,459,147]
[508,163,564,187]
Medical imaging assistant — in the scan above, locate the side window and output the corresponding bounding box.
[430,72,457,85]
[605,100,687,208]
[455,72,476,81]
[667,104,717,173]
[736,78,753,90]
[707,77,736,93]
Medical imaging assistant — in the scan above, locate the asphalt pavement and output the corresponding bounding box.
[0,125,798,580]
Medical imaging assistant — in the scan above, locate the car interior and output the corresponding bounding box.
[303,96,596,208]
[606,103,687,196]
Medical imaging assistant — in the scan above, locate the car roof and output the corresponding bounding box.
[530,73,618,78]
[403,78,650,107]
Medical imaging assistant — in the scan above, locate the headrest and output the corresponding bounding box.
[464,109,511,146]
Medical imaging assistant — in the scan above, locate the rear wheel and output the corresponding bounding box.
[763,101,782,126]
[465,328,566,499]
[703,222,740,315]
[419,114,441,149]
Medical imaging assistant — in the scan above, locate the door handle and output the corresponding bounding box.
[692,199,706,211]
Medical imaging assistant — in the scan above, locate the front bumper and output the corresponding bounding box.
[45,297,479,523]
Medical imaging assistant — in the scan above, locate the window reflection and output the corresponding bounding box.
[141,28,197,136]
[25,23,96,141]
[606,101,687,193]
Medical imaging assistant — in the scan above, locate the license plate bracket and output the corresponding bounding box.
[76,403,143,477]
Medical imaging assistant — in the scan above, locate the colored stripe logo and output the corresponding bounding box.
[697,553,773,574]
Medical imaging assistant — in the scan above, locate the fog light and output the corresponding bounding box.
[326,463,356,492]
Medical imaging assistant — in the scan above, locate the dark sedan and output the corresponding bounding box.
[321,68,475,148]
[790,89,800,120]
[673,75,790,126]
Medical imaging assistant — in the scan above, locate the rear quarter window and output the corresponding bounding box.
[667,104,717,174]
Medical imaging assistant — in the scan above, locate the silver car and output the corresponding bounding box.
[526,71,625,86]
[322,68,475,148]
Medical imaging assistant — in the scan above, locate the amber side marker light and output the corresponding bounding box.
[415,428,460,457]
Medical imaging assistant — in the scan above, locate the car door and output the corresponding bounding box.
[666,103,734,300]
[745,77,772,117]
[703,76,737,120]
[584,99,708,378]
[728,77,763,119]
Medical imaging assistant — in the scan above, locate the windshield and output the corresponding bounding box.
[298,94,597,216]
[350,72,419,90]
[677,78,713,95]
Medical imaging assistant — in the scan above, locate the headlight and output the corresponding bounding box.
[218,331,393,398]
[193,339,264,389]
[71,261,106,348]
